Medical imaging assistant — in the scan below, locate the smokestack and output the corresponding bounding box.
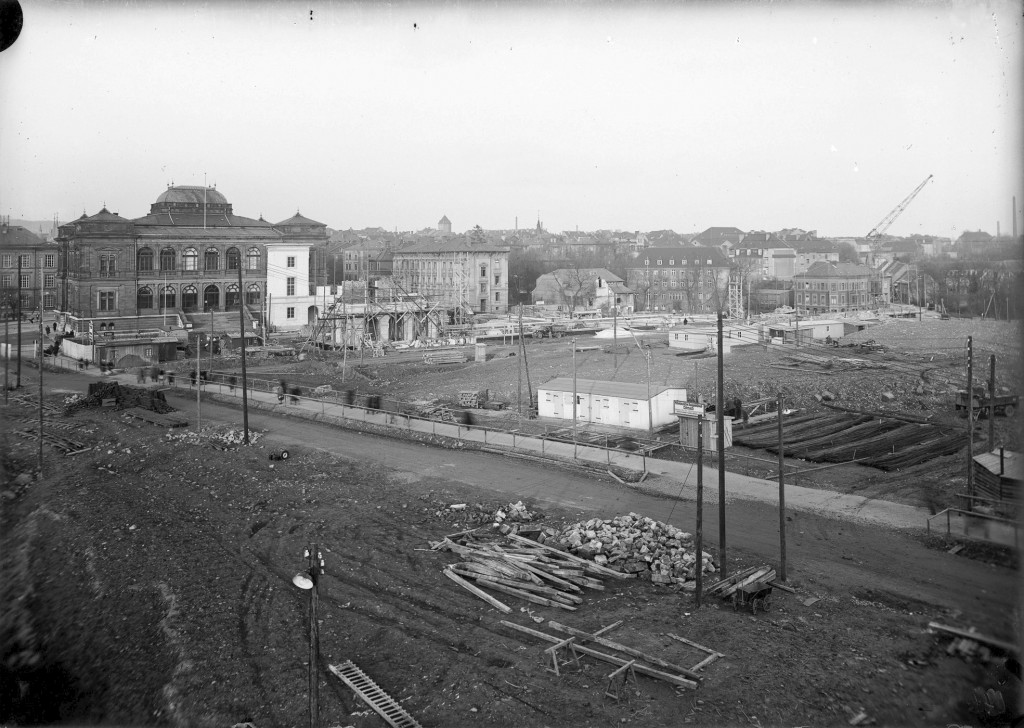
[1015,196,1018,239]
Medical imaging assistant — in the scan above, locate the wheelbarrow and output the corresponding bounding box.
[732,582,772,614]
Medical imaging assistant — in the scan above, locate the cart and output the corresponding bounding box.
[732,582,772,614]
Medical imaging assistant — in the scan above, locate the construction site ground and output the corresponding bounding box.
[1,312,1020,726]
[242,315,1021,513]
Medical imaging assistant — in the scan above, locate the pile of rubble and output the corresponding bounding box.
[64,382,175,415]
[549,513,716,585]
[435,500,544,527]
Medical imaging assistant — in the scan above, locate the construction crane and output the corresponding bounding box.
[866,174,933,238]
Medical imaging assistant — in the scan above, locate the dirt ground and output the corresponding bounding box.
[1,374,1020,727]
[228,315,1021,512]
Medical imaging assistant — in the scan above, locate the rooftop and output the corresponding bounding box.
[539,377,682,401]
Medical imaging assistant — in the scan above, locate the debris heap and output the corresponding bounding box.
[549,513,716,585]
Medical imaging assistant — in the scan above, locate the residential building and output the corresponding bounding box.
[791,238,840,274]
[729,232,796,279]
[267,212,330,331]
[392,237,510,314]
[791,261,878,314]
[624,246,732,313]
[693,226,746,253]
[531,267,634,314]
[0,218,58,316]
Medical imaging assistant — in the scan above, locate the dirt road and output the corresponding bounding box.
[175,390,1016,631]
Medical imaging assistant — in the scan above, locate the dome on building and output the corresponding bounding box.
[156,185,229,206]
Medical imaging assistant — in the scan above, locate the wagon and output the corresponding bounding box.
[732,582,772,614]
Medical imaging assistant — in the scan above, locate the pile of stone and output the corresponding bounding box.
[551,512,716,585]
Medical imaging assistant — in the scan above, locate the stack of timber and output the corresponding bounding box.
[780,352,889,370]
[550,512,717,585]
[704,565,777,598]
[435,531,632,614]
[423,351,467,365]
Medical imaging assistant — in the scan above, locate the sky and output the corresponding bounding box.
[1,0,1022,239]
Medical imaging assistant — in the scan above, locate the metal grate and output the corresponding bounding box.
[328,660,423,728]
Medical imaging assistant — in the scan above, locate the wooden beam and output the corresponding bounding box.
[927,622,1019,654]
[443,568,511,614]
[507,534,635,579]
[500,621,697,690]
[768,580,796,594]
[546,621,702,681]
[476,578,577,611]
[666,633,725,657]
[462,573,582,605]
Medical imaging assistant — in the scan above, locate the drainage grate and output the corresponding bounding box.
[328,660,423,728]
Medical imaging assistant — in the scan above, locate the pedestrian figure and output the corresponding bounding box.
[190,370,197,388]
[683,318,688,325]
[137,367,145,384]
[78,358,85,370]
[45,326,50,336]
[229,375,237,393]
[159,369,166,385]
[150,365,159,383]
[167,370,175,386]
[277,380,287,404]
[289,385,300,404]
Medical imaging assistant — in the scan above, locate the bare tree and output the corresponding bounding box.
[552,266,596,315]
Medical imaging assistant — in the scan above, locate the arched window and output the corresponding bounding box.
[246,247,261,271]
[160,247,176,271]
[225,283,240,310]
[183,248,198,271]
[181,284,199,312]
[137,286,154,310]
[203,284,219,311]
[226,247,241,270]
[204,247,219,271]
[137,247,154,272]
[161,285,176,309]
[246,283,261,305]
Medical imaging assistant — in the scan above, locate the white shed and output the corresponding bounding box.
[669,325,760,354]
[537,378,687,431]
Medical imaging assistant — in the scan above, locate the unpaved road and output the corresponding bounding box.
[170,389,1017,633]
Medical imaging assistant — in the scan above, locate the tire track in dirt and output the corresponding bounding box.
[236,571,279,726]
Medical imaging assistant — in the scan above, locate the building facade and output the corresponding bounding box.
[56,185,327,337]
[531,267,634,314]
[1,219,58,317]
[392,238,510,314]
[791,261,878,314]
[624,246,732,313]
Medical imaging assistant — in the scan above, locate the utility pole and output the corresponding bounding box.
[195,331,202,433]
[238,264,250,444]
[695,414,704,608]
[777,393,786,581]
[716,311,726,578]
[4,314,8,404]
[572,337,578,456]
[302,543,323,728]
[38,275,44,476]
[966,336,974,503]
[988,355,996,453]
[517,300,523,428]
[645,346,653,437]
[17,255,23,388]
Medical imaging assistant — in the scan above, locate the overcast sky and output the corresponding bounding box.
[1,1,1021,238]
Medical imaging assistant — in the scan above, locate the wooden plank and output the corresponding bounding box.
[560,575,606,590]
[507,534,635,579]
[719,568,775,598]
[546,621,703,681]
[704,565,759,594]
[927,622,1019,654]
[515,560,584,593]
[475,578,577,611]
[443,568,512,614]
[690,653,722,672]
[666,633,725,657]
[459,573,583,604]
[768,580,797,594]
[499,621,698,690]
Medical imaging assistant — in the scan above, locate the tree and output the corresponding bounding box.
[836,241,859,263]
[552,267,596,314]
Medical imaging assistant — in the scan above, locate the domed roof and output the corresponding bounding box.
[156,185,228,206]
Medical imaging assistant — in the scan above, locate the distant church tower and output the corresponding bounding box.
[438,215,452,234]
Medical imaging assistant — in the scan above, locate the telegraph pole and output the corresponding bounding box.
[38,275,44,475]
[17,255,22,388]
[777,393,786,581]
[195,331,202,433]
[966,336,974,502]
[571,338,578,456]
[695,414,704,608]
[988,355,996,453]
[238,265,250,444]
[716,311,726,578]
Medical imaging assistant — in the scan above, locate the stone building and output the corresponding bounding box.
[1,218,58,317]
[392,237,510,315]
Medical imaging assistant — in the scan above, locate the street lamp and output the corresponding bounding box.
[293,544,325,728]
